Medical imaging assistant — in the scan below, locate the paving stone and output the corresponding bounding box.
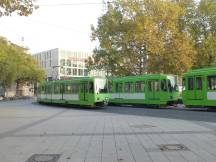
[0,99,216,162]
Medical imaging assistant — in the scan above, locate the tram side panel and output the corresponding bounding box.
[183,68,216,107]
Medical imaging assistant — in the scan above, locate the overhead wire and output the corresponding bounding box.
[38,2,104,7]
[36,1,113,7]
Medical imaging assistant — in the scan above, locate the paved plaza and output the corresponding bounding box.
[0,100,216,162]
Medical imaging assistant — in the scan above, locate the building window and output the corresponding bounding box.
[67,60,71,67]
[73,69,77,76]
[78,63,83,68]
[60,67,65,74]
[50,52,51,60]
[78,69,83,76]
[84,69,88,76]
[67,68,72,75]
[60,59,65,66]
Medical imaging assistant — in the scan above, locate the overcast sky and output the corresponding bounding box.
[0,0,107,54]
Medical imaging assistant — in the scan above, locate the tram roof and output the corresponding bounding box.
[109,74,176,81]
[184,67,216,76]
[45,76,106,83]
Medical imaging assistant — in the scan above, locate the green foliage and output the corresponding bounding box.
[192,0,216,68]
[0,37,45,92]
[88,0,197,76]
[196,35,216,67]
[0,37,17,88]
[0,0,38,17]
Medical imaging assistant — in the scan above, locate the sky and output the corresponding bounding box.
[0,0,107,54]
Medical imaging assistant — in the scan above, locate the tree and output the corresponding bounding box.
[88,0,196,76]
[0,0,38,17]
[0,37,17,94]
[0,37,45,97]
[13,45,44,96]
[193,0,216,68]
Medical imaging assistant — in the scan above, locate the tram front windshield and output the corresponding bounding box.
[95,78,108,93]
[167,76,178,92]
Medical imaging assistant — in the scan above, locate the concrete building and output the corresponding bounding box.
[33,48,105,80]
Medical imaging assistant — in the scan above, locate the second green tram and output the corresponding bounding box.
[182,67,216,107]
[37,77,109,107]
[109,74,180,106]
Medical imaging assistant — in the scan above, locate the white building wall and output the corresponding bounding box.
[33,48,105,80]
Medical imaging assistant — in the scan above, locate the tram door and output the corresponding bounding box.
[194,76,204,100]
[147,80,160,100]
[80,82,88,101]
[187,76,203,100]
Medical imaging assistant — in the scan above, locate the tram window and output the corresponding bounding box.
[80,84,84,93]
[46,85,51,94]
[116,83,123,92]
[182,78,186,91]
[80,83,88,93]
[208,75,216,90]
[196,77,202,90]
[65,84,72,94]
[167,80,172,92]
[124,82,133,93]
[161,79,167,91]
[72,83,79,93]
[188,77,194,90]
[38,87,42,94]
[59,84,65,93]
[89,82,94,93]
[41,86,45,94]
[44,86,48,94]
[155,80,160,91]
[54,84,60,94]
[148,80,160,91]
[108,81,113,93]
[135,81,145,92]
[148,81,153,91]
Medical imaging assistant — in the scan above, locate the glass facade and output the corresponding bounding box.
[33,48,105,80]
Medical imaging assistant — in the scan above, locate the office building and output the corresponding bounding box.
[33,48,105,80]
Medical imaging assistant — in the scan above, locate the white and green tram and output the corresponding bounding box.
[37,77,109,107]
[109,74,180,106]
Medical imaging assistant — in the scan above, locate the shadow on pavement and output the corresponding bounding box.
[34,101,216,123]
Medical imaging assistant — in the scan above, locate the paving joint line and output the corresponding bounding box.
[10,130,216,138]
[0,109,68,139]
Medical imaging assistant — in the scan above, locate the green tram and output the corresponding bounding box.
[109,74,180,106]
[182,67,216,107]
[37,77,109,107]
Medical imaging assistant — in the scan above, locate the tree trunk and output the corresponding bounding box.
[16,80,20,96]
